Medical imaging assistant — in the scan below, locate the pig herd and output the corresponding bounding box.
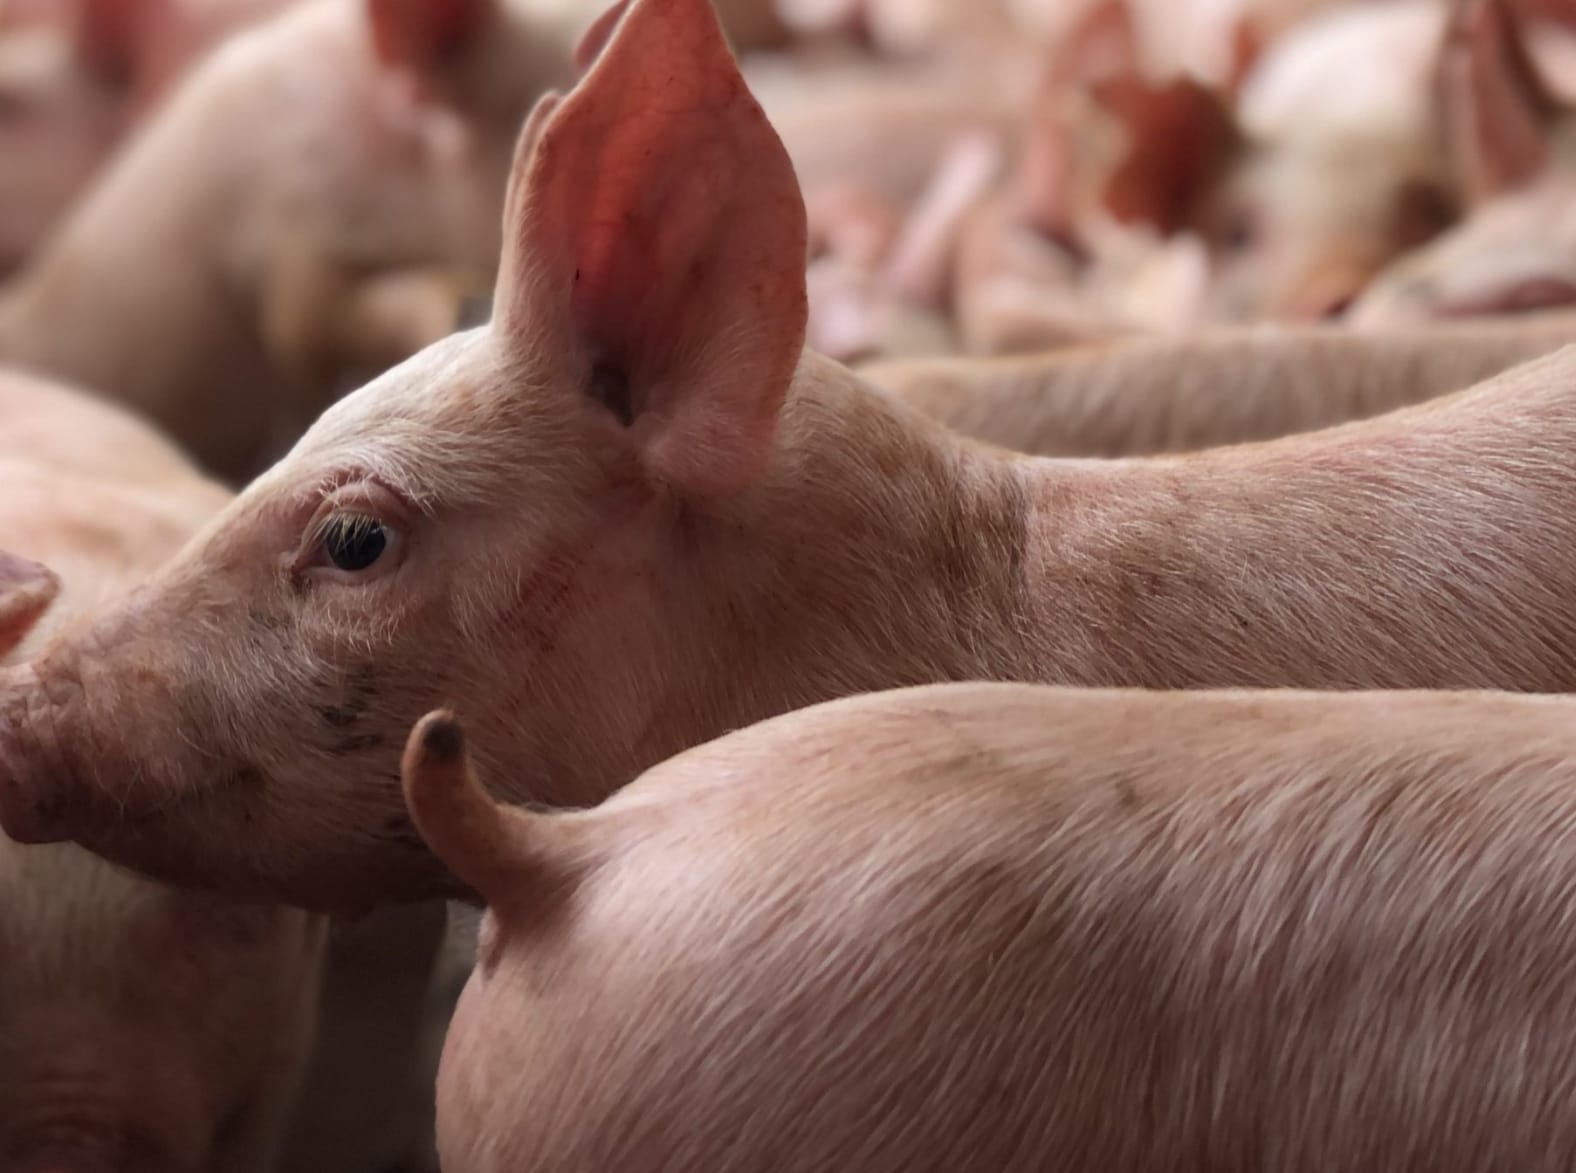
[6,0,1576,1169]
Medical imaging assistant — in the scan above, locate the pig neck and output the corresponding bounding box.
[0,81,286,479]
[605,356,1086,786]
[645,352,1576,777]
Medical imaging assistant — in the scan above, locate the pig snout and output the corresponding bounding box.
[0,647,195,848]
[0,661,85,845]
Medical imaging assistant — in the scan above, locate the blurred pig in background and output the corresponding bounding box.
[0,0,303,277]
[794,0,1467,360]
[0,0,573,482]
[1355,0,1576,324]
[0,367,324,1173]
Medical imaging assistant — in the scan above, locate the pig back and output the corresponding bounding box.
[442,684,1576,1173]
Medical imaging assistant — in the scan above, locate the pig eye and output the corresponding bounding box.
[320,515,392,572]
[298,481,409,583]
[1215,208,1258,254]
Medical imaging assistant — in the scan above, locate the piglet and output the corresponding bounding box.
[0,368,324,1173]
[16,0,1576,913]
[860,311,1576,456]
[408,684,1576,1173]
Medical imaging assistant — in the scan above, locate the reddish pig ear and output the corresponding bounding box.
[367,0,496,75]
[495,0,809,497]
[1092,76,1240,235]
[1438,0,1555,206]
[75,0,170,88]
[0,552,59,658]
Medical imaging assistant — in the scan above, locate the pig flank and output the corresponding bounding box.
[412,685,1576,1173]
[13,0,1576,910]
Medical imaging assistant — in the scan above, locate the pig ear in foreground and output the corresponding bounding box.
[0,551,59,658]
[495,0,809,497]
[1437,0,1555,206]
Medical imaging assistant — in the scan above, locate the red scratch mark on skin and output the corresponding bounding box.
[494,487,656,659]
[499,544,590,655]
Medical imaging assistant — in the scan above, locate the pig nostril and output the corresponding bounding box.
[1321,295,1355,320]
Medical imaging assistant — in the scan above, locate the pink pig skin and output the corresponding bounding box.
[11,0,1576,915]
[0,367,324,1173]
[404,685,1576,1173]
[0,0,304,277]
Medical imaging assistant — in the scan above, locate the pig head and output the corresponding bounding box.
[0,6,131,277]
[0,0,833,909]
[0,0,302,277]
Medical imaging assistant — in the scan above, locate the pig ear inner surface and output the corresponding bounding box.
[495,0,810,498]
[0,552,60,658]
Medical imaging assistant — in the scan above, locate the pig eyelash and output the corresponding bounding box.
[306,512,379,550]
[309,513,403,577]
[291,477,415,583]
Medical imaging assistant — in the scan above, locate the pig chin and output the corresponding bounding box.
[71,801,472,915]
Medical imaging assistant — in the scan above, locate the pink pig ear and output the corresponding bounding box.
[367,0,496,76]
[495,0,809,498]
[1438,0,1555,207]
[0,551,59,659]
